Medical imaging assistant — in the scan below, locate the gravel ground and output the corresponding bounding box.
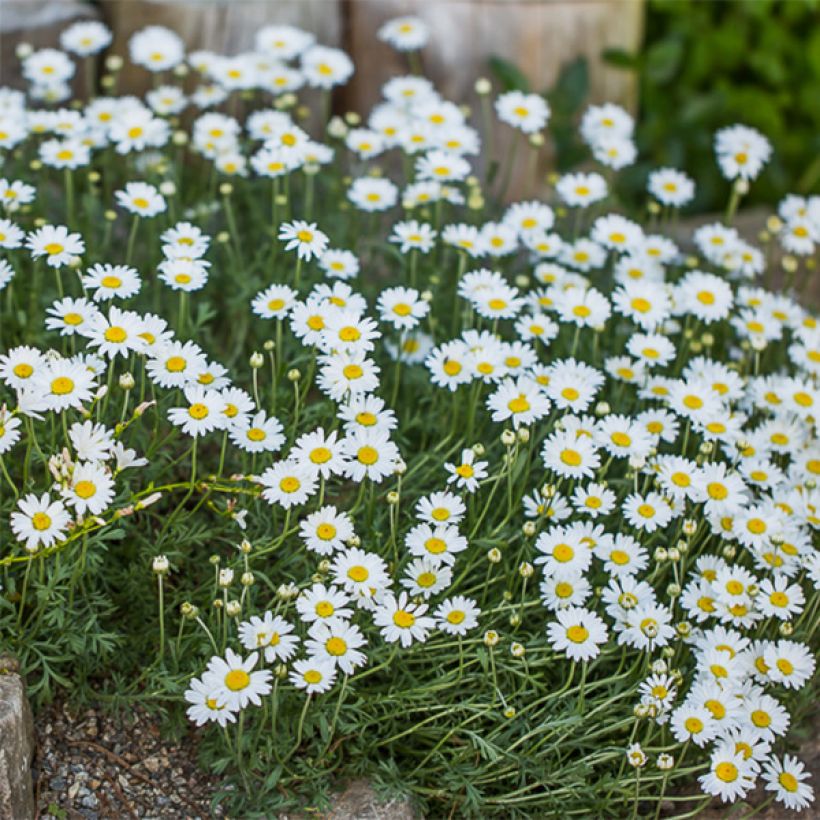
[34,701,225,820]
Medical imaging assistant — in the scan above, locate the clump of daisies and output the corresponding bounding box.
[0,12,817,819]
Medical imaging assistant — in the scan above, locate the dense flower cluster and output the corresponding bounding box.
[1,13,818,816]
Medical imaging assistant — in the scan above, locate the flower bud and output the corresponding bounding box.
[119,372,135,390]
[522,521,536,537]
[287,368,301,382]
[474,77,492,95]
[487,547,502,564]
[510,641,525,658]
[519,561,534,579]
[657,753,674,771]
[501,429,516,447]
[483,630,500,647]
[152,555,169,575]
[387,490,399,505]
[226,600,241,617]
[250,352,264,368]
[218,568,234,587]
[241,572,254,587]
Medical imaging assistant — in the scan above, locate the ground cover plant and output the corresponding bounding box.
[0,13,819,818]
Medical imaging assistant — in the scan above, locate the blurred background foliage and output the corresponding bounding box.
[493,0,820,214]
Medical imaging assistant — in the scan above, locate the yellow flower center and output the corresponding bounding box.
[310,447,331,464]
[32,512,52,531]
[74,480,96,499]
[224,669,250,691]
[357,446,379,465]
[566,624,589,643]
[393,610,415,628]
[188,403,209,420]
[51,376,74,395]
[347,565,368,583]
[325,637,347,656]
[279,476,301,493]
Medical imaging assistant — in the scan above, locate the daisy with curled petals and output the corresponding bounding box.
[259,461,317,509]
[415,491,466,526]
[68,420,113,463]
[698,745,756,803]
[445,448,488,493]
[374,592,435,648]
[45,297,100,337]
[486,376,550,429]
[204,649,271,709]
[10,493,71,552]
[377,286,429,331]
[238,612,299,663]
[115,181,167,217]
[435,596,480,636]
[762,754,814,811]
[296,583,353,626]
[251,283,298,319]
[278,220,329,261]
[82,263,141,302]
[290,658,337,694]
[342,429,400,484]
[229,411,285,454]
[306,620,367,675]
[26,224,85,268]
[62,462,115,516]
[166,384,223,436]
[299,506,355,555]
[542,428,600,480]
[546,606,608,662]
[184,677,236,728]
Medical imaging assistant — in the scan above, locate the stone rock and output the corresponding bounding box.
[0,655,35,820]
[329,779,416,820]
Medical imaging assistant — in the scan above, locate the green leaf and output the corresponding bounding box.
[644,39,684,84]
[550,57,589,114]
[487,55,530,93]
[602,48,638,69]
